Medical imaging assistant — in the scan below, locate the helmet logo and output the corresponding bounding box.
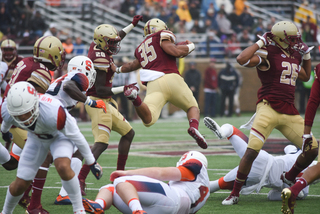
[27,86,36,95]
[85,60,92,72]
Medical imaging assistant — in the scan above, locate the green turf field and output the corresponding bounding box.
[1,112,320,213]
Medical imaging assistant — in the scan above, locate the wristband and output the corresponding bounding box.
[256,40,264,49]
[84,97,92,106]
[187,43,195,53]
[122,23,134,34]
[303,52,311,60]
[303,134,312,138]
[116,66,122,74]
[111,86,124,95]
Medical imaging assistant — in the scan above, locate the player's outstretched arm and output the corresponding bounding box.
[110,167,181,182]
[119,15,143,39]
[111,59,141,74]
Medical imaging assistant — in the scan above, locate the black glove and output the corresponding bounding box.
[2,131,13,144]
[90,161,103,180]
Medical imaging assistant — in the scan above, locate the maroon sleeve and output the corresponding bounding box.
[305,64,320,126]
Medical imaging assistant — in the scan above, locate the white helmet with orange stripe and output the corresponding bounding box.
[176,151,208,168]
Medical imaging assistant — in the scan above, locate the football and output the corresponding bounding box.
[176,41,188,46]
[176,41,189,58]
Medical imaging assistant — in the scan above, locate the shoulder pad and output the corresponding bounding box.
[160,30,176,43]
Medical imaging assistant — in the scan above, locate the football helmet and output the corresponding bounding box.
[176,151,208,168]
[6,81,39,129]
[33,36,65,70]
[93,24,121,55]
[271,21,302,53]
[144,18,168,36]
[68,55,96,89]
[1,39,17,62]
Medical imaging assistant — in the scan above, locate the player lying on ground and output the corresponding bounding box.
[82,151,210,214]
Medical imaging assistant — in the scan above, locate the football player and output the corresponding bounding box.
[82,151,210,214]
[46,55,106,204]
[220,21,318,205]
[110,18,207,149]
[0,82,102,214]
[0,35,65,213]
[0,39,24,83]
[77,15,143,196]
[281,63,320,214]
[204,117,312,201]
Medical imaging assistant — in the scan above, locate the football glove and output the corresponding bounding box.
[124,83,139,101]
[132,15,143,26]
[302,134,313,153]
[90,161,103,180]
[257,32,273,47]
[294,41,314,56]
[2,131,13,145]
[85,98,106,113]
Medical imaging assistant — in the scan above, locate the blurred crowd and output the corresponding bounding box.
[0,0,319,60]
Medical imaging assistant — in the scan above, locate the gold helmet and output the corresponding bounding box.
[271,21,302,53]
[93,24,121,55]
[33,36,65,70]
[144,18,168,36]
[1,39,17,62]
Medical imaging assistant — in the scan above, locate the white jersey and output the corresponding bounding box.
[1,94,94,167]
[46,71,89,110]
[169,158,210,213]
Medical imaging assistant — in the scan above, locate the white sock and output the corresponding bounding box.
[128,198,143,212]
[210,180,220,193]
[61,175,84,212]
[59,158,82,197]
[229,135,247,158]
[221,124,234,138]
[2,187,24,214]
[0,143,10,164]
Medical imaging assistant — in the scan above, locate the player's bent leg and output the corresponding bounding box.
[135,102,153,125]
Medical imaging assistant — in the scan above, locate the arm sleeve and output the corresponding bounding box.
[60,110,95,165]
[1,101,13,133]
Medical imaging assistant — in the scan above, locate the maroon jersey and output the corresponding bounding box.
[4,57,52,98]
[256,45,302,115]
[4,55,24,82]
[305,64,320,126]
[134,30,180,75]
[86,42,114,98]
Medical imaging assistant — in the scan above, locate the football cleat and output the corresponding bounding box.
[25,205,49,214]
[54,195,72,205]
[203,117,224,139]
[281,188,296,214]
[222,195,239,205]
[80,179,87,196]
[124,84,139,101]
[18,195,31,209]
[281,172,295,186]
[132,210,147,214]
[188,127,208,149]
[82,198,104,214]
